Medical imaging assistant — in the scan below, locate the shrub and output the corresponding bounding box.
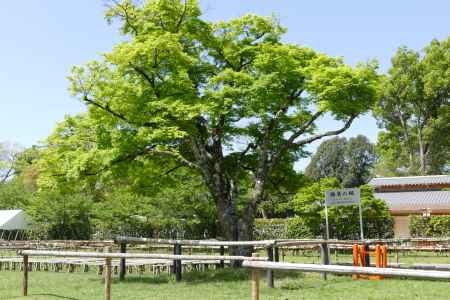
[254,218,288,240]
[409,215,450,237]
[253,217,314,240]
[287,216,313,238]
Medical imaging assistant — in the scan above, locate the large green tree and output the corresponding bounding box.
[374,37,450,175]
[305,135,376,187]
[39,0,379,248]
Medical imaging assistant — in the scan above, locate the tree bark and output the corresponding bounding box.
[417,126,427,175]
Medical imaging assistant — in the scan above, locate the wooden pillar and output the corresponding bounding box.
[320,243,329,280]
[104,258,112,300]
[174,243,182,282]
[363,243,370,267]
[119,243,126,281]
[274,247,279,262]
[22,255,28,297]
[251,253,260,300]
[266,246,274,288]
[219,246,225,268]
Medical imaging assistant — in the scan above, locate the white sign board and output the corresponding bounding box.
[325,188,360,206]
[324,188,364,240]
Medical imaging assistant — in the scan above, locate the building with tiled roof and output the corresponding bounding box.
[368,175,450,237]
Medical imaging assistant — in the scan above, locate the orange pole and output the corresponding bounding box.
[353,244,359,267]
[359,245,365,267]
[375,245,381,268]
[382,245,388,268]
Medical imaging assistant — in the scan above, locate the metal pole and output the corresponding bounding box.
[324,202,330,240]
[358,201,364,240]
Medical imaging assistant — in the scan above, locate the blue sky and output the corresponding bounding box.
[0,0,448,169]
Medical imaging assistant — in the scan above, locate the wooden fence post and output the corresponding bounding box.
[320,243,330,280]
[104,257,112,300]
[363,243,370,267]
[251,253,260,300]
[266,246,274,288]
[219,246,225,268]
[274,246,279,263]
[173,243,182,282]
[119,243,126,281]
[22,255,28,297]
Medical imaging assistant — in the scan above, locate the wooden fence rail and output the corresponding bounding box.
[17,250,268,261]
[17,250,268,300]
[114,236,275,246]
[243,260,450,300]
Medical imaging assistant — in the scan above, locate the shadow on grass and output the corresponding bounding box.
[8,294,80,300]
[278,274,360,291]
[102,268,307,287]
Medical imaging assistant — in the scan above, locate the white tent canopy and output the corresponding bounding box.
[0,209,29,230]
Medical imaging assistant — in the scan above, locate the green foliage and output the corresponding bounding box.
[409,215,450,237]
[26,191,93,240]
[253,218,288,240]
[374,37,450,175]
[0,143,35,210]
[253,217,313,240]
[291,178,394,239]
[287,216,314,239]
[0,179,31,209]
[305,135,376,187]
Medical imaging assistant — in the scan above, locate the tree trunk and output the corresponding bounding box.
[417,126,427,175]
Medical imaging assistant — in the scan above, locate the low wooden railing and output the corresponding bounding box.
[243,259,450,300]
[17,250,268,300]
[113,236,450,287]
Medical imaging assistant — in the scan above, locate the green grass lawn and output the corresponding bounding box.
[1,268,450,300]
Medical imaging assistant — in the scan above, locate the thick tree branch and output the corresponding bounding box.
[83,96,129,122]
[1,167,14,183]
[132,66,161,98]
[294,114,357,147]
[175,0,188,31]
[112,0,139,36]
[286,111,324,145]
[152,149,202,171]
[269,113,356,174]
[82,96,155,128]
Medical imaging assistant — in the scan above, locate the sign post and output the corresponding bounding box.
[324,188,363,240]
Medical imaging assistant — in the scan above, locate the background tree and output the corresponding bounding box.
[374,37,450,175]
[0,142,23,184]
[37,0,379,248]
[305,135,376,187]
[0,142,34,209]
[344,135,377,187]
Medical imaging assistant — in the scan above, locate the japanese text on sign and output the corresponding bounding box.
[325,188,360,206]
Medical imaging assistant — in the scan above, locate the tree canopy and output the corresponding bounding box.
[305,135,376,187]
[374,37,450,175]
[33,0,380,246]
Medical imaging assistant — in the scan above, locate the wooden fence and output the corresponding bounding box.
[113,236,450,286]
[243,258,450,300]
[17,250,268,300]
